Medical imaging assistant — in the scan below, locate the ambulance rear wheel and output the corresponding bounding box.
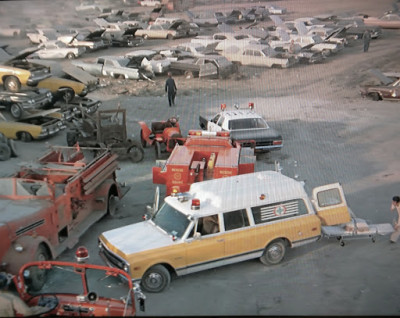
[155,141,161,159]
[260,239,286,265]
[141,265,170,293]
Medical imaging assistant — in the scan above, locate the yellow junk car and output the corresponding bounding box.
[0,48,51,92]
[0,111,65,142]
[37,76,88,103]
[99,170,352,293]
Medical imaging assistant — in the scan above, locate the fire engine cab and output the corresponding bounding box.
[152,130,256,195]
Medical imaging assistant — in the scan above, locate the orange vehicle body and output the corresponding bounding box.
[13,258,144,316]
[139,116,184,158]
[152,130,256,196]
[0,146,127,278]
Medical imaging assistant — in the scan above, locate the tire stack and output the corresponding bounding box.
[0,132,17,161]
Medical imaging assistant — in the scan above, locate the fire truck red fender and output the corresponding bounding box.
[95,179,119,197]
[2,236,53,274]
[94,179,124,216]
[138,121,153,147]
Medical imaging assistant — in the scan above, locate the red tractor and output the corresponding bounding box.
[139,116,185,159]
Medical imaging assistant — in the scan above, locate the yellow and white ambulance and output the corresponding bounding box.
[98,170,353,293]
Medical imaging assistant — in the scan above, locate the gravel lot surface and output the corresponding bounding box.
[1,0,399,315]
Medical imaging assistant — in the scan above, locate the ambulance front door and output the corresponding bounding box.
[311,183,351,226]
[184,214,225,270]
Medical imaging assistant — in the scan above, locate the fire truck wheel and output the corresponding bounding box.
[155,141,161,159]
[260,239,286,265]
[127,145,144,163]
[0,143,11,161]
[30,245,49,291]
[107,193,118,217]
[141,265,171,293]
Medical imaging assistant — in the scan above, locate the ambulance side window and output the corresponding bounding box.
[251,199,308,224]
[199,214,219,235]
[223,209,249,231]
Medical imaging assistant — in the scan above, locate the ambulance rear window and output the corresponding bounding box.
[317,188,342,207]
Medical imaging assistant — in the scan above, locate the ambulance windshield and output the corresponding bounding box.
[152,203,190,238]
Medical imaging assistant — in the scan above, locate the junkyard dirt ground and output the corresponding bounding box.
[1,0,400,316]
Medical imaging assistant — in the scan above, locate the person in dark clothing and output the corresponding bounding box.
[165,72,177,107]
[362,30,371,52]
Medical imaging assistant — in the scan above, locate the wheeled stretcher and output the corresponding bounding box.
[322,217,394,246]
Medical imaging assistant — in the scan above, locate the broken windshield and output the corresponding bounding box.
[0,178,51,197]
[152,203,190,238]
[24,264,131,300]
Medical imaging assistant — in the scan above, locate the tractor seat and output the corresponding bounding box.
[151,122,166,134]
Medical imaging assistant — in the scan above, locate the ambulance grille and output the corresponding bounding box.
[101,244,126,270]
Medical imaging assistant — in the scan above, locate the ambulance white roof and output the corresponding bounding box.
[165,171,308,217]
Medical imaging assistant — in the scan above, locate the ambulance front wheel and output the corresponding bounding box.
[260,239,286,265]
[141,265,171,293]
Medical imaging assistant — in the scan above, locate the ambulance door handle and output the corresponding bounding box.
[217,239,224,242]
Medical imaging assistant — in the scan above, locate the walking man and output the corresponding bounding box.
[390,196,400,243]
[362,30,371,52]
[165,72,177,107]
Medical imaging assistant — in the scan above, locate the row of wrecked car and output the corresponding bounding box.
[1,1,399,94]
[24,17,200,62]
[0,45,103,145]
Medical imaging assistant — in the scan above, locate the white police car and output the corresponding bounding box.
[199,102,283,152]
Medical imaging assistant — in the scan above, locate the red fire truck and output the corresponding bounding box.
[10,246,145,316]
[152,130,256,196]
[0,146,128,289]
